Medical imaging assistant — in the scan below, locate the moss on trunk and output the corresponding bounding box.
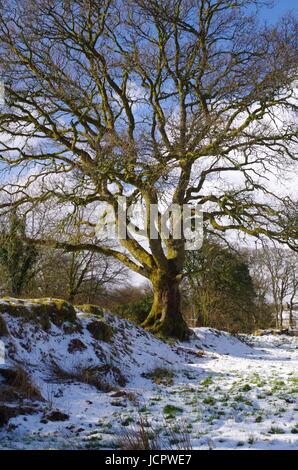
[141,273,189,340]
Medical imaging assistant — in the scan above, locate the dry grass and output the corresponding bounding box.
[0,385,19,402]
[9,365,43,400]
[165,420,192,450]
[117,414,161,450]
[51,361,126,392]
[143,367,175,386]
[116,414,193,450]
[0,365,43,401]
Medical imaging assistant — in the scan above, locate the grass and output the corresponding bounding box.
[116,415,161,450]
[289,377,298,384]
[241,384,252,392]
[145,367,175,386]
[269,426,285,434]
[248,434,256,445]
[201,376,213,386]
[121,417,134,427]
[234,394,245,403]
[163,404,183,418]
[117,413,192,451]
[202,396,215,405]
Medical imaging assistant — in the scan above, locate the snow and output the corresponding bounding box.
[0,304,297,450]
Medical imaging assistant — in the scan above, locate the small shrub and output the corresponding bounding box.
[289,378,298,384]
[0,404,38,427]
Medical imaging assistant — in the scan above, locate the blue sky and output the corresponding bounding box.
[260,0,297,22]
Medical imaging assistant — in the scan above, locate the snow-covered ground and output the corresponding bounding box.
[0,300,297,450]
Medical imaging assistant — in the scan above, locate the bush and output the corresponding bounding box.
[114,289,153,325]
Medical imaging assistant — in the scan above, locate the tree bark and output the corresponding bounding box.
[142,272,189,340]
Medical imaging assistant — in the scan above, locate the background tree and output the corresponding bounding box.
[109,284,153,325]
[0,200,128,301]
[0,212,38,296]
[288,270,298,328]
[28,247,128,303]
[0,0,297,338]
[182,239,271,333]
[250,243,298,328]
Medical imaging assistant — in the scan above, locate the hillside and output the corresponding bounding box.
[0,298,298,450]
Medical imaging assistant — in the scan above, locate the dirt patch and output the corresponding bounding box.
[0,314,8,336]
[42,409,69,422]
[68,338,87,353]
[0,404,40,427]
[87,319,113,342]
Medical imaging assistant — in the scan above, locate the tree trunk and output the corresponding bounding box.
[142,272,189,340]
[289,306,293,329]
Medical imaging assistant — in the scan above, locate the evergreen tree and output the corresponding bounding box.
[183,240,270,333]
[0,212,38,296]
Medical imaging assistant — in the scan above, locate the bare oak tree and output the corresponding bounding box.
[0,0,297,338]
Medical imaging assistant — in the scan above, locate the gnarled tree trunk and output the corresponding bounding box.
[142,271,189,340]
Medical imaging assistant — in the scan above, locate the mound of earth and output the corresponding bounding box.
[1,298,297,450]
[192,327,255,356]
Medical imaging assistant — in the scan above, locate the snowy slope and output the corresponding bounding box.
[191,328,255,356]
[0,300,298,450]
